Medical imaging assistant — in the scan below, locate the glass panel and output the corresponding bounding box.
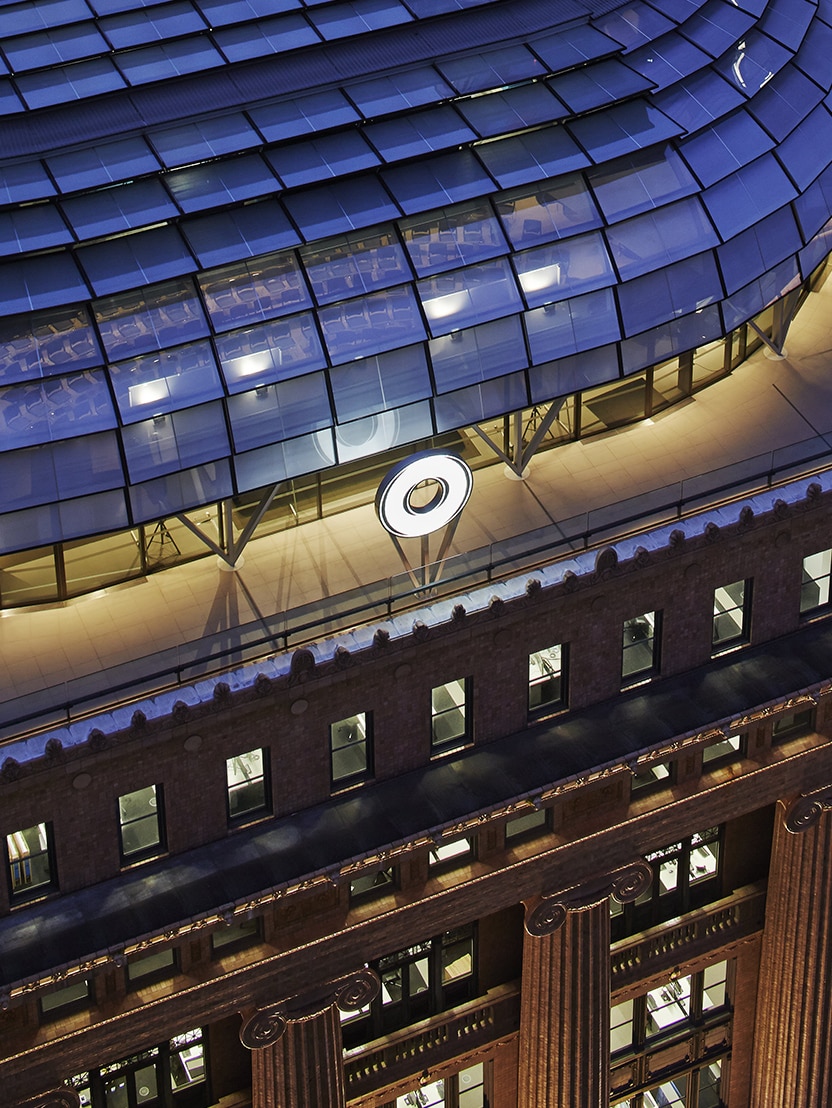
[62,179,179,238]
[525,288,620,364]
[40,979,89,1014]
[431,678,467,749]
[514,230,614,307]
[429,838,471,866]
[77,225,195,298]
[64,528,142,597]
[164,154,277,213]
[679,108,774,189]
[216,312,326,392]
[6,823,52,893]
[528,644,564,710]
[126,949,175,983]
[118,784,162,857]
[418,257,522,336]
[437,43,545,93]
[348,67,453,115]
[0,304,102,386]
[702,961,728,1010]
[198,251,311,332]
[109,341,222,423]
[330,712,370,783]
[94,278,208,361]
[713,579,747,646]
[267,130,379,188]
[476,127,590,190]
[318,285,426,365]
[0,369,117,452]
[182,200,300,267]
[329,344,431,421]
[226,748,268,818]
[48,136,159,193]
[610,998,633,1053]
[226,373,331,451]
[382,150,493,215]
[702,734,742,764]
[400,199,508,276]
[362,105,474,163]
[350,868,393,899]
[646,975,692,1035]
[801,549,832,612]
[495,175,601,250]
[283,175,399,239]
[299,225,410,302]
[169,1029,205,1089]
[457,82,564,136]
[606,196,719,280]
[0,546,59,603]
[429,315,527,393]
[622,611,658,679]
[249,88,359,143]
[690,829,720,884]
[211,918,260,952]
[505,808,547,840]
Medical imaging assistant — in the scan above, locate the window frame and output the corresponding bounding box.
[528,642,568,716]
[117,783,166,864]
[330,711,373,789]
[430,677,472,754]
[712,578,752,653]
[621,609,662,684]
[39,978,91,1022]
[800,548,832,615]
[5,821,57,902]
[125,947,178,990]
[225,747,271,825]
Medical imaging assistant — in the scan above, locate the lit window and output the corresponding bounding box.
[801,549,832,613]
[40,979,90,1020]
[505,808,548,842]
[396,1061,485,1106]
[429,837,473,870]
[431,678,470,752]
[712,579,751,651]
[169,1028,206,1092]
[610,998,634,1054]
[702,733,743,766]
[6,822,54,897]
[118,784,164,862]
[528,643,566,713]
[225,748,270,823]
[126,948,176,988]
[631,759,673,794]
[330,712,372,786]
[622,611,660,682]
[349,867,394,903]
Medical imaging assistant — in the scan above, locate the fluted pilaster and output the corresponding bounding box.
[518,896,611,1108]
[251,1004,344,1108]
[751,798,832,1106]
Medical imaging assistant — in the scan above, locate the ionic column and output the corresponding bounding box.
[240,968,379,1108]
[750,794,832,1107]
[517,862,651,1108]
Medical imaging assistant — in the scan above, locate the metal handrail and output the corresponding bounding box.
[2,429,831,744]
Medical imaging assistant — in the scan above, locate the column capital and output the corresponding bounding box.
[239,967,380,1049]
[783,786,832,833]
[27,1092,81,1108]
[524,858,652,936]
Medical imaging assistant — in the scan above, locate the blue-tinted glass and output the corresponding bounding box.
[476,127,590,189]
[182,201,299,267]
[0,369,116,452]
[758,0,814,50]
[216,312,326,392]
[776,105,832,190]
[122,402,229,483]
[418,256,522,337]
[56,489,129,542]
[678,110,773,189]
[3,24,107,70]
[714,31,791,97]
[233,432,323,490]
[799,217,832,277]
[495,176,601,249]
[196,0,300,26]
[617,251,723,336]
[164,155,277,213]
[627,33,710,89]
[94,278,208,361]
[794,163,832,240]
[643,0,699,20]
[212,14,318,59]
[0,79,24,114]
[0,161,55,204]
[0,205,72,254]
[529,344,620,403]
[101,2,205,47]
[329,344,431,421]
[748,64,825,142]
[0,254,89,314]
[383,150,493,214]
[531,24,619,71]
[62,178,178,237]
[514,231,615,307]
[249,89,358,143]
[129,459,232,520]
[348,67,453,116]
[717,205,802,295]
[592,3,675,50]
[400,200,507,276]
[721,256,800,329]
[227,372,332,450]
[0,305,101,385]
[436,45,545,94]
[702,154,798,239]
[198,251,311,332]
[300,226,411,303]
[568,99,680,163]
[0,432,123,513]
[149,114,260,169]
[549,58,653,114]
[524,288,620,363]
[655,69,745,132]
[588,145,697,222]
[794,16,832,85]
[116,36,224,84]
[77,225,195,297]
[109,340,223,424]
[17,57,126,108]
[364,106,475,162]
[606,196,720,279]
[455,84,565,137]
[266,131,379,188]
[318,285,426,365]
[331,400,432,464]
[682,1,754,57]
[4,0,91,33]
[285,176,399,238]
[308,0,410,38]
[433,371,528,433]
[48,136,159,193]
[619,304,723,373]
[429,315,527,392]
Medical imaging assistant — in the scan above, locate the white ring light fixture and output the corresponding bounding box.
[375,450,473,538]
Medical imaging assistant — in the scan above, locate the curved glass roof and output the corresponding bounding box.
[0,0,831,550]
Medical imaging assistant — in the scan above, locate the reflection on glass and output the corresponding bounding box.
[226,748,268,819]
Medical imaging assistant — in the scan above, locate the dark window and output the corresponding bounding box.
[118,784,165,862]
[330,712,372,787]
[431,678,471,753]
[39,979,90,1021]
[505,807,549,843]
[772,706,815,742]
[702,732,744,768]
[801,549,832,613]
[6,822,55,899]
[349,867,395,904]
[211,917,261,955]
[126,948,177,989]
[631,758,674,795]
[611,827,722,940]
[226,748,270,823]
[528,643,567,714]
[712,579,751,651]
[341,926,477,1048]
[622,610,661,683]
